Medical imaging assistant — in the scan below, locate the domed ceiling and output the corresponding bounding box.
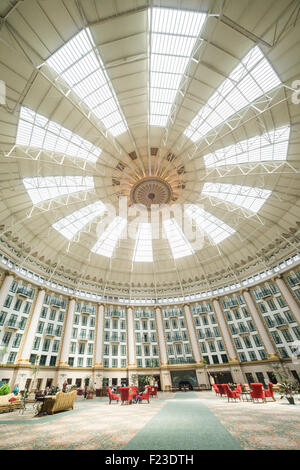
[0,0,300,297]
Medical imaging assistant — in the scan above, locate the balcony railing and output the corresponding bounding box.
[168,357,196,365]
[81,306,94,314]
[17,286,33,298]
[4,321,18,330]
[110,310,122,318]
[51,298,64,308]
[259,288,272,299]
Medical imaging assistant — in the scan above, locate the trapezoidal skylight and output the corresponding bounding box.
[133,223,153,262]
[150,7,206,127]
[163,218,194,259]
[202,183,271,213]
[204,126,290,167]
[23,176,94,204]
[46,29,127,137]
[185,205,236,244]
[16,107,101,163]
[184,46,282,142]
[52,201,106,240]
[91,216,127,258]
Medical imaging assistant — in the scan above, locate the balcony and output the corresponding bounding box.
[140,311,151,319]
[227,299,239,308]
[51,298,64,308]
[275,318,288,329]
[44,329,55,338]
[194,306,208,315]
[81,306,94,315]
[168,357,196,365]
[4,321,18,331]
[259,288,273,299]
[17,286,33,298]
[288,275,300,287]
[110,310,121,318]
[171,334,183,342]
[110,335,120,343]
[168,310,180,318]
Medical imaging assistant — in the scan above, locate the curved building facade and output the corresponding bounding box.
[1,264,299,391]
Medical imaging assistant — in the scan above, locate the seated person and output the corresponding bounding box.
[135,385,147,403]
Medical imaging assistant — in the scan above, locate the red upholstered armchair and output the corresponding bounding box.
[120,387,132,405]
[107,387,119,404]
[264,382,276,401]
[149,386,158,398]
[250,383,266,402]
[217,384,226,397]
[234,383,242,394]
[212,384,220,396]
[137,386,151,404]
[223,384,240,402]
[129,386,139,400]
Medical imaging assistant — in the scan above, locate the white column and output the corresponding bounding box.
[213,299,238,363]
[127,307,136,367]
[155,307,168,366]
[275,277,300,324]
[183,304,202,363]
[0,272,14,307]
[59,298,76,366]
[17,288,46,364]
[94,304,104,367]
[243,290,277,358]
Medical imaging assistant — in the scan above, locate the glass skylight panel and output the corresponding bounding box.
[184,46,282,142]
[16,107,101,162]
[204,126,290,167]
[133,223,153,262]
[91,217,127,258]
[202,183,271,213]
[185,205,235,243]
[52,201,106,240]
[23,176,94,204]
[46,29,127,136]
[163,218,194,259]
[150,8,206,126]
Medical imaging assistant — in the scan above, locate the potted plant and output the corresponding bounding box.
[278,381,299,405]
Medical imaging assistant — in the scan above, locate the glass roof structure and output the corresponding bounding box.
[46,28,127,137]
[23,176,94,204]
[163,218,194,259]
[204,126,290,167]
[202,183,272,213]
[16,107,101,163]
[185,205,236,243]
[53,201,106,240]
[184,46,282,142]
[149,7,206,126]
[91,217,127,258]
[133,223,153,262]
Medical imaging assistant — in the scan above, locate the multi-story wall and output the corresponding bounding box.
[134,308,160,368]
[191,301,229,365]
[0,268,300,391]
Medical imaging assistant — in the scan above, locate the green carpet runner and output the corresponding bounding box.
[125,392,242,450]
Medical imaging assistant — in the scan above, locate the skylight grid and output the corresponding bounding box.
[133,223,153,262]
[52,201,106,240]
[16,107,101,163]
[185,205,235,244]
[23,176,94,204]
[163,218,194,259]
[150,8,206,127]
[184,46,282,142]
[202,183,271,213]
[46,28,127,136]
[204,126,290,167]
[91,217,127,258]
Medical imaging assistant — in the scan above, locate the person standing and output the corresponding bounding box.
[13,384,19,396]
[62,380,68,393]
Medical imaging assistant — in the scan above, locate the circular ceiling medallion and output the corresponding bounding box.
[130,177,173,208]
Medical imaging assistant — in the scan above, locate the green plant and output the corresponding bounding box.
[130,374,139,386]
[278,380,299,404]
[0,383,10,395]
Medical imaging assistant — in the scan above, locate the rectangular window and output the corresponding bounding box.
[4,295,13,308]
[7,352,17,363]
[2,331,12,346]
[13,298,22,311]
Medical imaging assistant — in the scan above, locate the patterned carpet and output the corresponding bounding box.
[0,391,299,450]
